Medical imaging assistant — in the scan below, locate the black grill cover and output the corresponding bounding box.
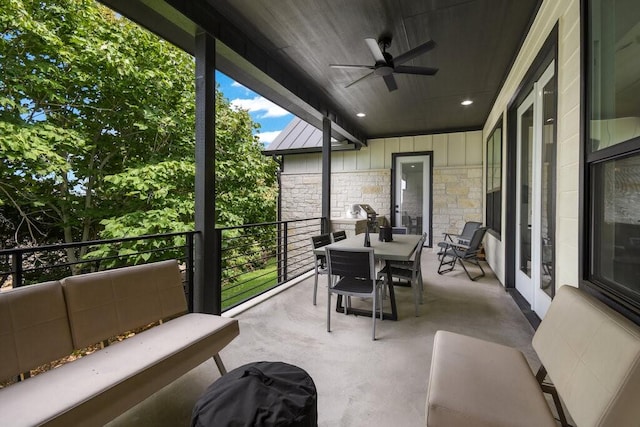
[191,361,317,427]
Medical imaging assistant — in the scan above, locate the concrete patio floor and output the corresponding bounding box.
[109,250,542,426]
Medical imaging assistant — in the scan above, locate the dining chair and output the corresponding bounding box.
[377,233,427,316]
[437,221,482,259]
[437,227,488,281]
[310,233,332,305]
[325,247,383,340]
[331,230,347,242]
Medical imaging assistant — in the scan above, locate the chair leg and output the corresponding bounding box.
[212,354,227,375]
[327,291,331,332]
[458,257,485,281]
[437,253,457,275]
[372,291,377,340]
[536,366,569,427]
[313,270,318,305]
[411,278,420,317]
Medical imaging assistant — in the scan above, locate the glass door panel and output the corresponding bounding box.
[519,104,534,278]
[540,75,557,298]
[516,90,535,304]
[393,154,431,240]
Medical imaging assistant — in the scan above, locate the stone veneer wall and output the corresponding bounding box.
[280,170,391,222]
[331,170,391,220]
[280,170,390,279]
[432,166,483,243]
[281,166,483,250]
[279,175,322,281]
[280,174,322,220]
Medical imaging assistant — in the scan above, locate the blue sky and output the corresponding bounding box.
[216,71,293,145]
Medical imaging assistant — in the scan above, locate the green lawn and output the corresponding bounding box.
[222,258,278,310]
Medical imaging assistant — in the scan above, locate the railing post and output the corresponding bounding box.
[214,228,223,313]
[283,222,289,282]
[12,252,23,288]
[277,221,283,284]
[186,232,195,313]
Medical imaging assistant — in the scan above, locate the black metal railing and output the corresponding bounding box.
[217,217,323,310]
[0,232,197,309]
[1,217,325,312]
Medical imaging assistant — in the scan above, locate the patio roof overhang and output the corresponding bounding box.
[97,0,542,314]
[100,0,541,141]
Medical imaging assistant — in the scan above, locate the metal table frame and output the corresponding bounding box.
[314,233,422,320]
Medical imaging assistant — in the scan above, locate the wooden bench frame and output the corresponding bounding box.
[0,260,239,426]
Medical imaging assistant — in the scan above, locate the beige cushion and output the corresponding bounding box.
[0,281,73,380]
[425,330,555,427]
[533,285,640,427]
[0,313,239,427]
[62,260,187,348]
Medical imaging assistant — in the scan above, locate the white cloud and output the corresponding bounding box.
[231,81,245,88]
[257,130,282,145]
[231,96,290,118]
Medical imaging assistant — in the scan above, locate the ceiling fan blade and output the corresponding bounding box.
[364,38,385,63]
[345,71,374,88]
[383,74,398,91]
[394,40,436,65]
[330,64,375,70]
[394,65,439,76]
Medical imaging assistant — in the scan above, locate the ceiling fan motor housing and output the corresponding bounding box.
[374,65,394,76]
[374,51,394,75]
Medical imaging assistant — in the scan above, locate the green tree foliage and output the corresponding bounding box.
[0,0,277,268]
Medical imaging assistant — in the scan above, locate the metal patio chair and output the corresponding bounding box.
[325,246,384,340]
[437,221,482,259]
[310,233,332,305]
[377,233,427,316]
[331,230,347,242]
[437,227,488,281]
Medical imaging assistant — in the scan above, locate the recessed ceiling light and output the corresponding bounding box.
[461,100,473,106]
[356,112,366,117]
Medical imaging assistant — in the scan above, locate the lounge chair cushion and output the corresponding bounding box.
[425,330,555,427]
[532,285,640,427]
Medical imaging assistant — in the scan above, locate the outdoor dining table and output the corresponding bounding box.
[314,233,422,321]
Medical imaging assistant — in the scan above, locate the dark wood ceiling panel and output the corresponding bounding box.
[143,0,540,138]
[207,0,538,136]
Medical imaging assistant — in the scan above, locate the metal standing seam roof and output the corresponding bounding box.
[262,117,352,155]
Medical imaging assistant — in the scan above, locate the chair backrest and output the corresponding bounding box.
[464,227,487,255]
[411,233,427,273]
[325,247,375,281]
[0,281,74,380]
[331,230,347,242]
[533,285,640,427]
[460,221,482,240]
[392,227,407,235]
[61,260,186,349]
[311,234,332,261]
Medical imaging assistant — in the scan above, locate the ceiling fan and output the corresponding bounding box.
[330,36,438,92]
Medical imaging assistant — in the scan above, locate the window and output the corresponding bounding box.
[486,121,502,237]
[586,0,640,313]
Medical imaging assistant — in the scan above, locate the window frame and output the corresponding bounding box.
[486,119,503,239]
[581,0,640,322]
